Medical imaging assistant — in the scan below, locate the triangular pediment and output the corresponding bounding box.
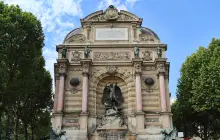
[81,5,142,23]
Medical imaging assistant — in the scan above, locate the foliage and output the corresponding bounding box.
[0,2,53,140]
[172,38,220,140]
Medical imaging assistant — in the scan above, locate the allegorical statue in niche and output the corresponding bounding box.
[134,46,139,58]
[157,45,162,58]
[84,46,90,58]
[61,48,67,59]
[102,83,124,116]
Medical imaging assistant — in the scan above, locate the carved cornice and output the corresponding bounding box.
[139,34,155,41]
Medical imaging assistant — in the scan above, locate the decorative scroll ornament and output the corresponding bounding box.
[71,51,81,61]
[93,52,130,61]
[139,34,155,42]
[68,34,86,43]
[142,50,152,61]
[106,65,117,75]
[103,5,119,20]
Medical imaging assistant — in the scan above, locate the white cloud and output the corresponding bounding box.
[170,97,177,105]
[2,0,83,88]
[98,0,140,11]
[2,0,82,32]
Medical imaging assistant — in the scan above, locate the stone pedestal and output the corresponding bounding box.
[135,112,145,135]
[80,112,89,131]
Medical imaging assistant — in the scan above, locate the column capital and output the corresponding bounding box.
[80,59,92,75]
[57,59,69,75]
[154,58,168,75]
[132,58,143,75]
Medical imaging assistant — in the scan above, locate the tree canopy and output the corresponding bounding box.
[172,38,220,140]
[0,2,53,140]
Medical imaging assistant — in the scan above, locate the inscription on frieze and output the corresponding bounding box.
[96,28,128,40]
[93,52,130,61]
[145,118,159,122]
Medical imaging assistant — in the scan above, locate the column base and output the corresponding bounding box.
[135,111,145,134]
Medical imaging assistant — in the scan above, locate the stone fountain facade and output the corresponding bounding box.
[52,5,173,140]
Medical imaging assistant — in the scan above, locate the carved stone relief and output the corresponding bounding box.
[86,5,137,22]
[142,50,153,61]
[93,52,130,61]
[103,5,119,20]
[71,51,81,61]
[118,13,136,20]
[139,34,155,42]
[68,34,86,43]
[106,65,117,75]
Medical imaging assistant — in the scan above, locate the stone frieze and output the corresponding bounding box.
[93,52,130,61]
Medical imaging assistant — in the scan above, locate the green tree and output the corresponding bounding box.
[0,2,52,140]
[172,38,220,140]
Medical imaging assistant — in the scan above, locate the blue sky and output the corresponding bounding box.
[2,0,220,102]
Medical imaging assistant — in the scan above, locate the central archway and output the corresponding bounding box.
[96,76,128,116]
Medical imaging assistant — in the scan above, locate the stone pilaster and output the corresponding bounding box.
[132,58,145,134]
[132,23,137,41]
[53,59,69,130]
[85,25,91,41]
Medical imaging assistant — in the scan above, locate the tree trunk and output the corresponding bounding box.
[5,114,10,140]
[24,124,28,140]
[14,115,19,140]
[203,124,208,140]
[0,114,2,140]
[31,124,34,140]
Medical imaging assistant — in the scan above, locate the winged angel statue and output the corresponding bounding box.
[101,83,124,116]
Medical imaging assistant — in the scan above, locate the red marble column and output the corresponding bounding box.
[82,73,89,113]
[57,74,65,112]
[159,72,167,112]
[53,76,60,112]
[135,73,143,111]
